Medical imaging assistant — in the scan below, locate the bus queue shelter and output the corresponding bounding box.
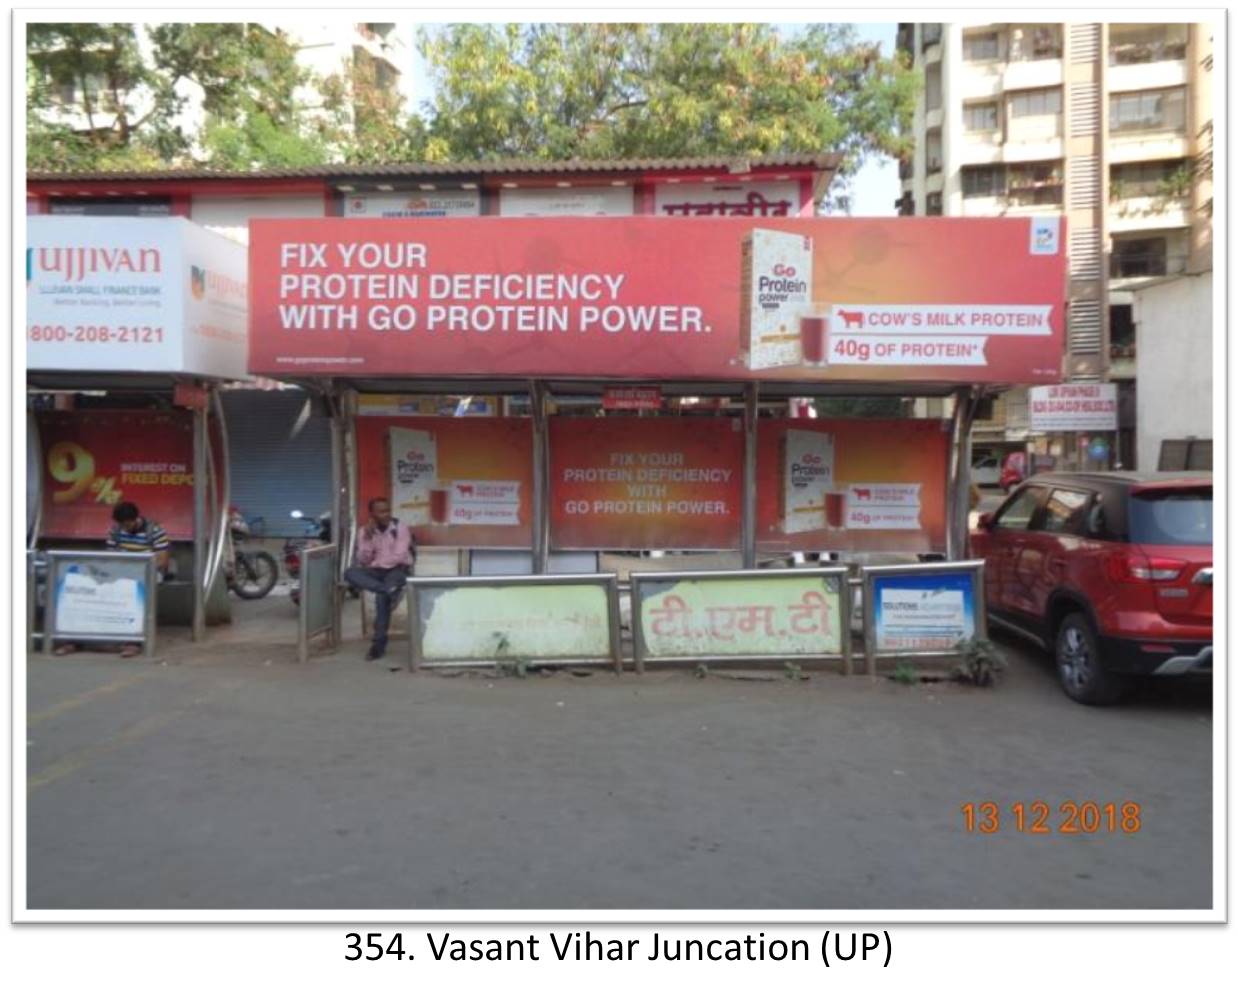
[244,214,1067,606]
[26,216,249,640]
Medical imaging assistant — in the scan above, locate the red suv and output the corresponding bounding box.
[970,472,1212,705]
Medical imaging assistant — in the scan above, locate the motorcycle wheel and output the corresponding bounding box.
[232,550,279,600]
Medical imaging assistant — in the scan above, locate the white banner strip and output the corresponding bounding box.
[831,304,1052,337]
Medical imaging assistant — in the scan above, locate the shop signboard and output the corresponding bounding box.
[27,217,248,379]
[499,186,635,217]
[602,385,661,411]
[757,419,951,554]
[343,191,481,218]
[632,568,849,669]
[38,410,195,540]
[248,216,1067,385]
[356,416,534,548]
[549,417,744,550]
[653,180,802,217]
[1029,384,1118,432]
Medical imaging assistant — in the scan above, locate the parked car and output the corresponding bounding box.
[999,451,1027,492]
[970,471,1212,705]
[971,454,1001,487]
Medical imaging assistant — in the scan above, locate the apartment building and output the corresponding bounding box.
[896,21,1213,470]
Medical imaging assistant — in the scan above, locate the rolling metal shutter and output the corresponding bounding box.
[223,389,332,537]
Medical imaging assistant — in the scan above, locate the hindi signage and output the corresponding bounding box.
[632,568,850,670]
[248,216,1067,385]
[1029,384,1118,432]
[654,180,801,218]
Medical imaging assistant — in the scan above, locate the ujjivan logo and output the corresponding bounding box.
[29,245,162,282]
[191,265,206,300]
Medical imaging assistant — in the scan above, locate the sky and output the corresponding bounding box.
[404,21,900,217]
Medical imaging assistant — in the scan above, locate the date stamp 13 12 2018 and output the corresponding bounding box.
[961,801,1143,835]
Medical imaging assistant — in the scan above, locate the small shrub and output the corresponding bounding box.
[892,663,919,685]
[953,637,1006,687]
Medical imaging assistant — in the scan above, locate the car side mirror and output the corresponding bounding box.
[978,512,994,531]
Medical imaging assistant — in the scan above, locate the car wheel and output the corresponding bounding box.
[1055,612,1124,705]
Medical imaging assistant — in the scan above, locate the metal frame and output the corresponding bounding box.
[298,543,339,664]
[42,550,158,658]
[860,559,987,676]
[630,566,853,674]
[406,572,622,673]
[27,551,42,654]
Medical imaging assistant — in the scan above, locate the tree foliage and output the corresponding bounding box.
[418,24,917,178]
[27,22,917,178]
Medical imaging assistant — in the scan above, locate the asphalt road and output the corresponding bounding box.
[25,596,1212,911]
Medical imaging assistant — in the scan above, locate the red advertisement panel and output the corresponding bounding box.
[355,416,533,548]
[249,216,1065,384]
[756,419,951,554]
[550,417,744,550]
[39,410,195,540]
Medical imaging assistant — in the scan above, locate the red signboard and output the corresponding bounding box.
[354,416,533,548]
[249,217,1065,384]
[602,385,662,410]
[756,419,951,554]
[39,410,195,540]
[549,417,744,550]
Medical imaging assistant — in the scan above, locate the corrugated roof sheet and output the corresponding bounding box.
[28,153,840,183]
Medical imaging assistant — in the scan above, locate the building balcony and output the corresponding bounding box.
[1001,138,1065,163]
[1108,195,1191,233]
[959,138,1003,166]
[958,63,1004,100]
[1107,132,1191,164]
[1108,59,1189,93]
[1003,57,1063,92]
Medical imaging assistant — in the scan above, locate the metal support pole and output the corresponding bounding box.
[329,385,345,646]
[946,387,976,560]
[741,382,759,569]
[531,380,550,574]
[192,403,208,642]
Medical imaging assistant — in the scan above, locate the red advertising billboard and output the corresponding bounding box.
[249,217,1065,385]
[549,417,744,550]
[756,419,951,554]
[355,416,534,548]
[38,410,195,540]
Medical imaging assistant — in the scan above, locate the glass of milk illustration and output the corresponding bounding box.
[741,229,813,370]
[783,429,834,534]
[388,427,437,528]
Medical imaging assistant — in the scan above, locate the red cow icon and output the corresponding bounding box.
[852,487,872,501]
[838,309,865,330]
[456,484,475,497]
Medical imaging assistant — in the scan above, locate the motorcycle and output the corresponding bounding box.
[225,508,279,600]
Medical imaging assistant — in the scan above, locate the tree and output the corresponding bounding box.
[418,23,917,181]
[26,22,323,171]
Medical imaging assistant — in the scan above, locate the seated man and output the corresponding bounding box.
[344,497,415,662]
[54,501,172,658]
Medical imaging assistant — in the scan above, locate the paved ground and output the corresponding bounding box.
[26,593,1212,911]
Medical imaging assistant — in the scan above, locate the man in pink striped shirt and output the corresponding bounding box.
[345,497,415,662]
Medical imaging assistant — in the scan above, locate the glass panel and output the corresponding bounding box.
[1130,490,1212,546]
[964,31,1000,61]
[965,102,999,131]
[994,487,1043,531]
[1039,489,1091,534]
